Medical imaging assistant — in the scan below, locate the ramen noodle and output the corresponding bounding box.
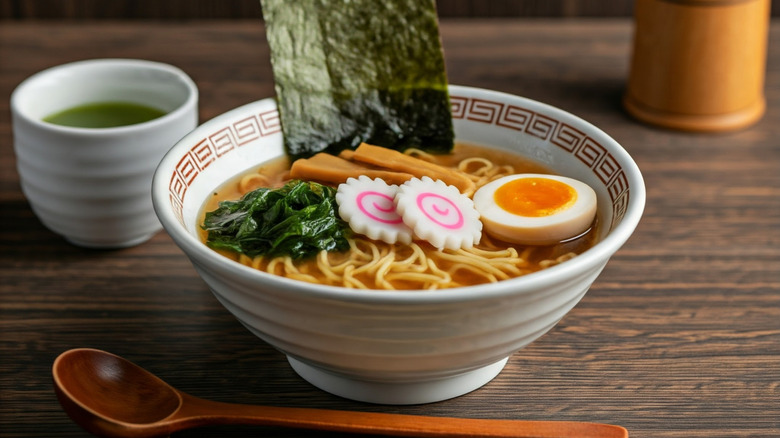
[200,144,597,290]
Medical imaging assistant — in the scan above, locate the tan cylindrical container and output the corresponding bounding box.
[624,0,770,131]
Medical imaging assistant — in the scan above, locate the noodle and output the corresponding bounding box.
[201,144,597,290]
[237,239,552,290]
[238,173,271,194]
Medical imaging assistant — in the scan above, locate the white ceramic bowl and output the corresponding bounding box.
[152,85,645,404]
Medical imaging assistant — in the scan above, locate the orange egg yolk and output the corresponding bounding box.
[493,177,577,217]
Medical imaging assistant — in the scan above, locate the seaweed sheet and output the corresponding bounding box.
[261,0,454,160]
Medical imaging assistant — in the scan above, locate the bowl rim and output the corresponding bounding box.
[152,84,645,304]
[11,58,199,135]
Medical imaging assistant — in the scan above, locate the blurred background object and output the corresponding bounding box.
[624,0,771,132]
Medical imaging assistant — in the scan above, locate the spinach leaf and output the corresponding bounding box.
[260,0,454,160]
[202,180,351,260]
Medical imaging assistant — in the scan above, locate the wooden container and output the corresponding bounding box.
[624,0,770,131]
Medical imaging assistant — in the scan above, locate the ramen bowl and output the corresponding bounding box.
[152,85,645,404]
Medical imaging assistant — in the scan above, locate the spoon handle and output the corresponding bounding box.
[179,394,628,438]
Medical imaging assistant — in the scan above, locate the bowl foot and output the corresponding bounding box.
[64,230,158,249]
[287,356,508,405]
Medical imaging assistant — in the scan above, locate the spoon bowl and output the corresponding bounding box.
[53,348,628,438]
[53,348,183,436]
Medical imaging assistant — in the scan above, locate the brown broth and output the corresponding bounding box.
[199,143,599,287]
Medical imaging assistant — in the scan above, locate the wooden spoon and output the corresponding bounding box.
[52,348,628,438]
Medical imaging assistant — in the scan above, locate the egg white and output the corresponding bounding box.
[473,174,597,245]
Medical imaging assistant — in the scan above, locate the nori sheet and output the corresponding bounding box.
[260,0,454,160]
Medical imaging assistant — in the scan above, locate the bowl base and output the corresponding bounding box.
[287,356,508,405]
[64,230,158,249]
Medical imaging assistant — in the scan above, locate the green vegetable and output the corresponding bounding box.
[202,180,350,260]
[260,0,454,160]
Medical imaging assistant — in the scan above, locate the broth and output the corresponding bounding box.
[43,101,166,128]
[200,143,599,290]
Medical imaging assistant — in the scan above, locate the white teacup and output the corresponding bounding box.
[11,59,198,248]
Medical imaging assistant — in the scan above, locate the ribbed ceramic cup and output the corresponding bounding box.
[11,59,198,248]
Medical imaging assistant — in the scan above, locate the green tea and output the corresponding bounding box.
[43,101,166,128]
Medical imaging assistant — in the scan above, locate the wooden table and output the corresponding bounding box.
[1,19,778,438]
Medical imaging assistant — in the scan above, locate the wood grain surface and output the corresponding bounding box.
[0,0,640,20]
[1,19,779,438]
[5,0,780,20]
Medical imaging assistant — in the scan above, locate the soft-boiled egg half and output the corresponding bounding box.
[473,174,597,245]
